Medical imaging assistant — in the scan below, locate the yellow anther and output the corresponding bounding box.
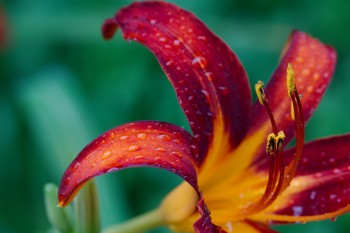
[275,131,286,151]
[266,131,285,155]
[266,133,276,156]
[290,100,295,121]
[287,63,295,97]
[255,81,266,105]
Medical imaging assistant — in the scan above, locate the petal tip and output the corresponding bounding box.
[102,18,119,40]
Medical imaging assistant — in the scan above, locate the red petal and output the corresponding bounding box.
[273,134,350,218]
[58,121,198,207]
[194,197,227,233]
[102,1,251,164]
[250,30,336,168]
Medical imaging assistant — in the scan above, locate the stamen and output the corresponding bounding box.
[254,81,278,135]
[255,81,266,105]
[287,63,295,97]
[282,64,305,191]
[290,100,295,121]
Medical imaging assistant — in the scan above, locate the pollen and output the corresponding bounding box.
[287,63,296,97]
[266,133,276,156]
[255,81,266,105]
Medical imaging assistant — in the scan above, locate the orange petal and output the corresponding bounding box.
[58,121,198,207]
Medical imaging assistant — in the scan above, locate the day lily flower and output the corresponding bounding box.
[58,1,350,232]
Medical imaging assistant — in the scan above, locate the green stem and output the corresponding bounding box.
[101,208,165,233]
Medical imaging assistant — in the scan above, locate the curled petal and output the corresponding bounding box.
[249,30,336,168]
[255,135,350,222]
[194,198,227,233]
[58,121,198,207]
[103,1,251,164]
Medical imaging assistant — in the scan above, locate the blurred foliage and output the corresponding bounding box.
[1,0,350,232]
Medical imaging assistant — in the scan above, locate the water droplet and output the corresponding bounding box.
[137,133,147,140]
[102,151,112,159]
[173,39,181,46]
[150,19,157,24]
[330,217,337,222]
[156,147,166,152]
[310,191,316,200]
[292,206,303,216]
[157,134,171,141]
[134,155,144,159]
[159,37,167,42]
[166,60,173,66]
[173,139,180,144]
[172,151,183,158]
[218,86,229,94]
[63,178,70,185]
[192,57,207,69]
[155,156,161,160]
[296,57,304,63]
[188,28,194,33]
[205,72,214,81]
[313,73,320,80]
[72,162,80,172]
[198,36,207,41]
[201,89,210,98]
[302,68,310,76]
[120,135,129,140]
[128,145,140,152]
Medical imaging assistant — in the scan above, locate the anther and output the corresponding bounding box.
[255,81,266,105]
[266,133,276,156]
[287,63,296,97]
[275,131,286,151]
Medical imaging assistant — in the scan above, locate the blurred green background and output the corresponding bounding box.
[1,0,350,232]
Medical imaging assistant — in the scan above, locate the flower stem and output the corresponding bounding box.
[101,208,164,233]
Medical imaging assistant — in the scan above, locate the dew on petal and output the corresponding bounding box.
[119,135,129,140]
[296,56,304,63]
[159,37,167,42]
[156,147,166,152]
[201,89,210,98]
[292,206,303,216]
[173,39,181,46]
[302,68,311,76]
[310,191,316,200]
[205,71,214,81]
[72,162,80,172]
[157,134,171,141]
[137,133,147,140]
[218,86,229,94]
[150,19,157,24]
[192,56,207,69]
[134,155,144,159]
[198,36,207,41]
[128,145,140,152]
[102,150,112,159]
[63,178,70,185]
